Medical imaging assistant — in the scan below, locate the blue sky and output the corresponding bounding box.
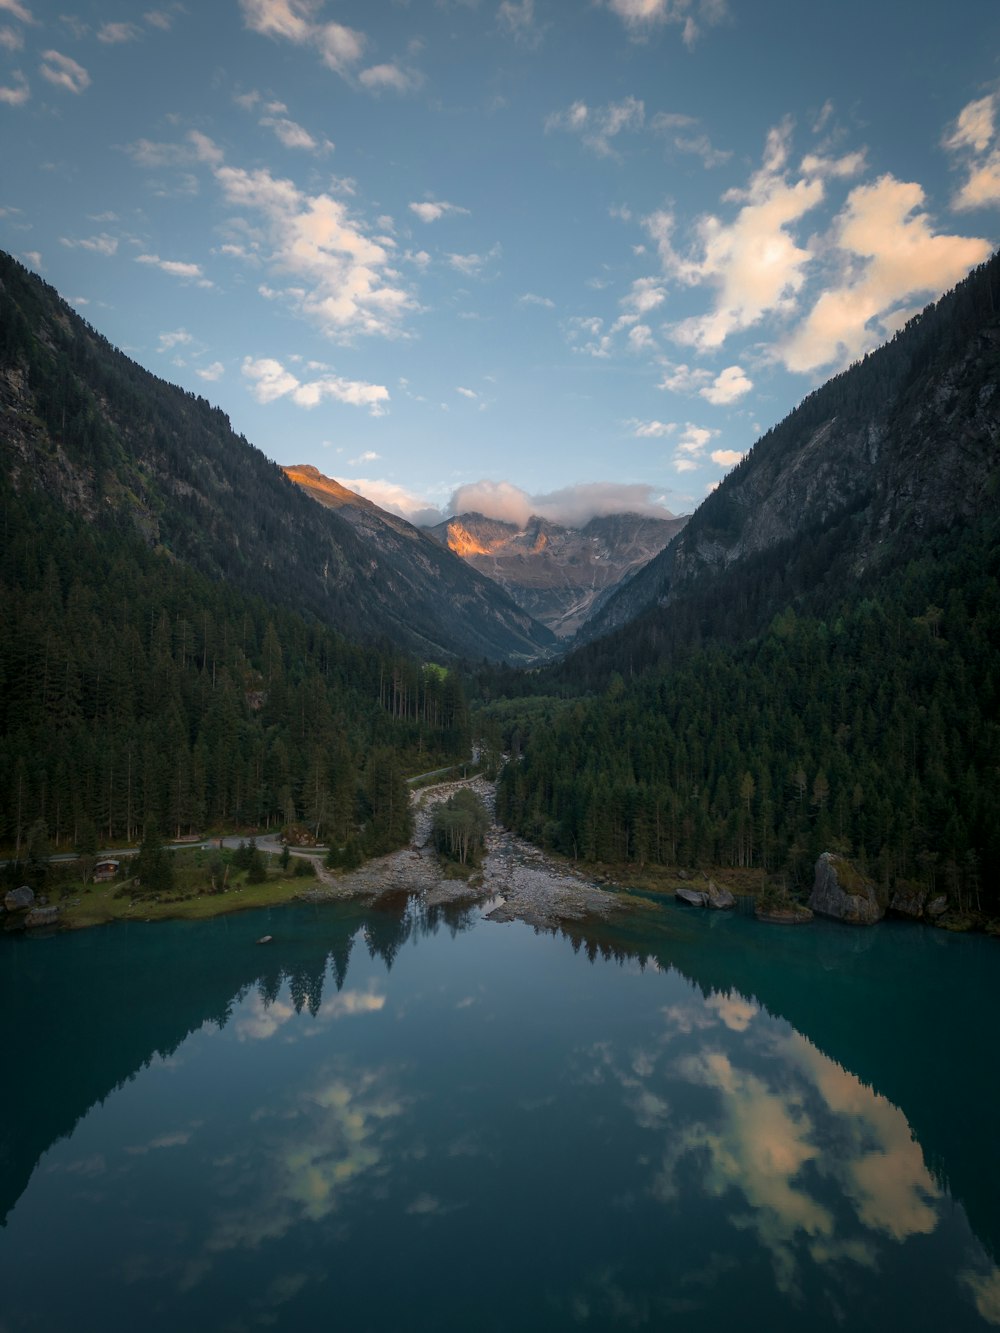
[2,0,999,527]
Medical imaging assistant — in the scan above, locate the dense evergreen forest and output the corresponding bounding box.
[0,481,469,862]
[492,514,1000,912]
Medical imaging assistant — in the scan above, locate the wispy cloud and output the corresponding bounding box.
[446,244,501,277]
[359,62,423,95]
[449,479,678,525]
[243,355,389,413]
[60,232,118,256]
[239,0,366,79]
[943,94,1000,211]
[0,0,35,23]
[97,21,141,43]
[39,50,90,94]
[517,292,554,308]
[650,112,731,168]
[409,199,469,223]
[497,0,544,47]
[546,96,644,158]
[603,0,729,48]
[216,163,413,339]
[136,253,212,285]
[0,69,29,103]
[196,361,225,381]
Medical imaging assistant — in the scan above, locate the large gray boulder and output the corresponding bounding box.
[890,883,926,919]
[809,853,884,925]
[4,885,34,913]
[706,880,736,910]
[676,887,709,907]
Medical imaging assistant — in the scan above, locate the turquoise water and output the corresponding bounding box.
[1,896,998,1332]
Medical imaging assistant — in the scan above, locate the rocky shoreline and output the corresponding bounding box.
[301,775,627,931]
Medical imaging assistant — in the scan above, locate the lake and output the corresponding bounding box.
[1,895,998,1332]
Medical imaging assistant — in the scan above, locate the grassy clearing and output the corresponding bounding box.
[585,863,764,899]
[29,846,321,930]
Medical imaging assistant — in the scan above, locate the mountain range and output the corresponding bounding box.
[425,510,687,638]
[0,253,553,666]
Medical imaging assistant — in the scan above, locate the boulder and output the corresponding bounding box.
[756,903,814,924]
[4,885,34,913]
[890,883,926,919]
[706,880,736,910]
[24,905,59,929]
[809,853,884,925]
[676,888,708,907]
[925,895,949,920]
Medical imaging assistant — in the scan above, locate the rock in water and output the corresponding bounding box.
[809,853,884,925]
[4,885,34,912]
[676,888,709,907]
[706,880,736,910]
[256,934,273,945]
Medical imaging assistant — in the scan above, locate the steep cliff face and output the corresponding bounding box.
[0,253,555,664]
[426,509,686,638]
[581,258,1000,645]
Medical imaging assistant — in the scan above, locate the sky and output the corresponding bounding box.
[2,0,1000,528]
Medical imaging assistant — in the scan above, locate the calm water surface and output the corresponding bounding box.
[1,895,998,1332]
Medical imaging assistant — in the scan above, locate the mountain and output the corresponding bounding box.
[0,253,554,665]
[491,256,1000,914]
[579,255,1000,652]
[426,509,687,638]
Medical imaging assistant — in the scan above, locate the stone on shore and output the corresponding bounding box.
[676,887,709,907]
[809,853,884,925]
[890,883,927,919]
[706,880,736,910]
[24,905,59,928]
[4,885,34,913]
[925,895,949,920]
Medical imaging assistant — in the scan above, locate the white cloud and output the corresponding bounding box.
[239,0,366,78]
[136,253,211,285]
[782,175,991,372]
[144,10,173,30]
[944,95,1000,211]
[446,244,501,276]
[498,0,542,45]
[215,163,413,340]
[603,0,729,47]
[700,364,753,405]
[456,386,478,399]
[21,249,42,268]
[630,419,676,437]
[196,361,225,381]
[0,70,29,104]
[448,479,677,526]
[518,291,554,308]
[944,94,996,155]
[97,21,141,43]
[409,199,469,223]
[651,123,825,351]
[39,50,90,94]
[711,447,744,467]
[60,232,118,256]
[261,115,328,152]
[157,328,192,351]
[359,62,422,95]
[621,275,667,316]
[341,479,444,527]
[546,96,645,157]
[565,315,613,358]
[658,361,711,393]
[242,355,389,414]
[0,0,34,22]
[0,24,23,49]
[651,112,731,168]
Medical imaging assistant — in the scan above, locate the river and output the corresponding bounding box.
[1,892,998,1331]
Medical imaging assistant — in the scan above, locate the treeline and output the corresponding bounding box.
[494,517,1000,911]
[0,483,470,856]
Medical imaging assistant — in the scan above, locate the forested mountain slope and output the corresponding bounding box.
[0,253,554,665]
[492,258,1000,914]
[579,254,1000,658]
